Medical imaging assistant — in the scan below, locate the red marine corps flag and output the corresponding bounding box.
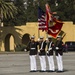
[48,18,63,38]
[45,3,63,38]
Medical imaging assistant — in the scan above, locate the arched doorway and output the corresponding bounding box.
[5,34,15,51]
[22,34,30,46]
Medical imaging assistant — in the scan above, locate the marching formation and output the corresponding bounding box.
[25,35,64,73]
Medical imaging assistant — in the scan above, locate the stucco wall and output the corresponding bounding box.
[0,22,75,51]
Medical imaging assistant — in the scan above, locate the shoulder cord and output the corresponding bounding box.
[40,42,44,50]
[48,41,52,50]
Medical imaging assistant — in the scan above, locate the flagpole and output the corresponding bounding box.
[37,0,40,38]
[46,30,48,38]
[38,25,40,38]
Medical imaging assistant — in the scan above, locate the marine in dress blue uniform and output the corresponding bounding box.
[38,36,46,72]
[55,36,64,72]
[46,36,55,72]
[26,36,38,72]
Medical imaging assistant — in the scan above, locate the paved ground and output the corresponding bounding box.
[0,52,75,75]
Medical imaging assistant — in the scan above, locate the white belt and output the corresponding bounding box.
[31,48,36,50]
[48,48,52,51]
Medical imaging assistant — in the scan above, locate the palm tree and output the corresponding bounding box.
[0,0,17,51]
[0,0,17,26]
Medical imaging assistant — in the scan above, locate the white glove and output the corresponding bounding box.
[48,48,52,51]
[24,49,27,52]
[38,50,40,52]
[56,47,59,50]
[38,38,40,41]
[47,51,49,53]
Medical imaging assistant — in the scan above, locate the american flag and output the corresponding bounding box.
[38,7,47,31]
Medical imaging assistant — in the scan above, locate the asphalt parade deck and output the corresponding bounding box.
[0,52,75,75]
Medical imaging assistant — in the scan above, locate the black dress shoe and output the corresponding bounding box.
[39,70,46,72]
[30,70,37,72]
[56,70,64,73]
[48,70,55,72]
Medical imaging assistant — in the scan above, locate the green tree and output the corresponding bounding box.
[0,0,17,26]
[46,0,75,23]
[26,0,38,22]
[4,0,26,26]
[56,0,75,23]
[3,0,75,25]
[26,0,48,22]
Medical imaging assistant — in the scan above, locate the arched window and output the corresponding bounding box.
[5,34,15,51]
[22,34,30,46]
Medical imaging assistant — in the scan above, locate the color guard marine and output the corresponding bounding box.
[46,36,55,72]
[55,36,64,72]
[25,36,38,72]
[38,36,46,72]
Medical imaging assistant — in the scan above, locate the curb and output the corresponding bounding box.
[0,52,28,54]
